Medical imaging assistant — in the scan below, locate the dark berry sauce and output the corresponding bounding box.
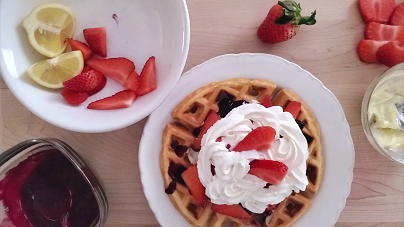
[0,150,99,227]
[216,91,249,118]
[174,145,188,157]
[295,120,305,130]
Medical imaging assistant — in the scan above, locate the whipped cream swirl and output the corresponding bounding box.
[197,103,309,213]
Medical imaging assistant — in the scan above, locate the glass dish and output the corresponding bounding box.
[361,63,404,164]
[0,138,108,226]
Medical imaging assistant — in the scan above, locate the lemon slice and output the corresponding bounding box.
[22,3,76,57]
[27,51,84,89]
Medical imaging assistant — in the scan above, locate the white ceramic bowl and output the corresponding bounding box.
[140,54,355,227]
[0,0,190,133]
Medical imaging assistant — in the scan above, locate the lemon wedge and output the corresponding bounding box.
[22,3,76,57]
[27,51,84,89]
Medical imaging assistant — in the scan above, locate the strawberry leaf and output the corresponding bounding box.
[276,0,317,26]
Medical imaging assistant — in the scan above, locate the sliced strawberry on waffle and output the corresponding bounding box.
[86,58,135,85]
[284,101,301,119]
[211,204,251,219]
[182,166,208,208]
[87,90,137,110]
[65,38,92,60]
[261,95,272,108]
[233,126,276,152]
[137,56,157,96]
[248,160,288,185]
[193,111,221,150]
[83,27,107,57]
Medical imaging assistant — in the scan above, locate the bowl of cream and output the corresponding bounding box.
[362,63,404,164]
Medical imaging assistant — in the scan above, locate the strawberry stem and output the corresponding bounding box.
[276,0,316,25]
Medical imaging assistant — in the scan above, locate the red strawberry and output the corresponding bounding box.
[61,89,88,105]
[365,22,404,43]
[211,204,251,219]
[390,3,404,26]
[86,58,135,85]
[248,160,288,185]
[194,111,221,150]
[137,56,157,96]
[377,41,404,67]
[65,38,92,60]
[257,1,316,44]
[284,101,301,119]
[83,27,107,57]
[357,40,389,63]
[261,95,272,108]
[88,74,107,96]
[87,90,137,110]
[82,65,92,72]
[233,126,276,152]
[63,69,104,91]
[181,166,208,208]
[124,71,140,92]
[358,0,396,24]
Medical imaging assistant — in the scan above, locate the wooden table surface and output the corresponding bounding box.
[1,0,404,226]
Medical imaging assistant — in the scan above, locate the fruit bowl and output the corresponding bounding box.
[0,0,190,133]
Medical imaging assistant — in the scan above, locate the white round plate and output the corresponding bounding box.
[140,53,355,227]
[0,0,190,133]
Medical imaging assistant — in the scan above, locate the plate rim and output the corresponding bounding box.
[139,53,355,227]
[0,0,191,133]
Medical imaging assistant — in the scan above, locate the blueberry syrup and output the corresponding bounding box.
[0,150,99,227]
[165,162,188,194]
[295,120,305,130]
[174,145,188,157]
[303,132,314,144]
[216,91,249,118]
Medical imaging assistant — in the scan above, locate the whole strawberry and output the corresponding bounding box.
[257,0,316,44]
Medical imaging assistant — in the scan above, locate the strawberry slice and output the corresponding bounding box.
[358,0,396,24]
[211,204,251,219]
[63,69,104,92]
[82,65,92,72]
[61,89,88,105]
[365,22,404,43]
[390,3,404,26]
[376,42,404,67]
[284,101,301,119]
[88,74,107,96]
[194,111,221,150]
[233,126,276,152]
[181,166,208,208]
[261,95,272,108]
[357,40,389,63]
[86,58,135,85]
[65,38,92,60]
[137,56,157,96]
[124,71,140,92]
[83,27,107,57]
[87,90,137,110]
[248,160,288,185]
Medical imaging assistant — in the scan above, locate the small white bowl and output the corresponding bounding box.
[0,0,190,133]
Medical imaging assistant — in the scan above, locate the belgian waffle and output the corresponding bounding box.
[160,78,323,227]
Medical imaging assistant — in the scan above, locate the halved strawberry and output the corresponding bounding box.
[88,74,107,96]
[87,90,137,110]
[390,3,404,26]
[233,126,276,152]
[248,160,288,185]
[124,71,140,92]
[63,69,104,91]
[377,41,404,67]
[365,22,404,43]
[211,204,251,219]
[82,65,92,72]
[181,166,208,208]
[61,89,88,105]
[194,111,221,150]
[357,40,389,63]
[83,27,107,57]
[65,38,92,60]
[86,58,135,85]
[261,95,272,108]
[358,0,396,24]
[284,101,301,119]
[137,56,157,96]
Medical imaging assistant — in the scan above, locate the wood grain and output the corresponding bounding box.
[1,0,404,226]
